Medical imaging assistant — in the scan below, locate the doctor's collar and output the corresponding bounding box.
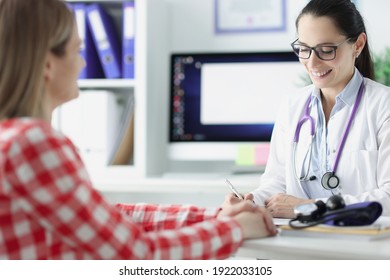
[337,69,364,107]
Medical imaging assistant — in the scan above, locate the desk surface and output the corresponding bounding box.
[95,173,261,193]
[236,232,390,259]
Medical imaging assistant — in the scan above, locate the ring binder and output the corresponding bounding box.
[122,2,135,79]
[73,3,104,79]
[86,3,122,79]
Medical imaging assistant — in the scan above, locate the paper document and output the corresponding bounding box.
[279,216,390,241]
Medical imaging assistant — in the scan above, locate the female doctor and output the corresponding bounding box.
[223,0,390,218]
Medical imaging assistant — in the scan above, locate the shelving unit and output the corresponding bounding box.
[78,79,136,88]
[64,0,170,187]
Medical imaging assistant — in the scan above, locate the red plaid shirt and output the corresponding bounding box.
[0,118,243,259]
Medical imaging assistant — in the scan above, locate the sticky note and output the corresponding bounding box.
[235,144,270,166]
[255,143,270,165]
[235,145,255,166]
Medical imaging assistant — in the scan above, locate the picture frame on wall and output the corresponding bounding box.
[215,0,287,34]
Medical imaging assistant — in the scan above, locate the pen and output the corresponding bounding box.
[225,179,244,200]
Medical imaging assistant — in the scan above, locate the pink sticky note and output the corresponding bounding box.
[255,143,270,165]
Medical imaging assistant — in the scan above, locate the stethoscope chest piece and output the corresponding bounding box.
[321,172,339,190]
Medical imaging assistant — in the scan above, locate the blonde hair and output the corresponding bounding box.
[0,0,74,120]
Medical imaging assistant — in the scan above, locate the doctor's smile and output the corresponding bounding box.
[310,70,332,78]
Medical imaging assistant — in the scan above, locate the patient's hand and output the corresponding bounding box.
[233,208,277,239]
[217,200,277,238]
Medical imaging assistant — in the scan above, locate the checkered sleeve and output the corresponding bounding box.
[115,203,222,231]
[3,120,243,259]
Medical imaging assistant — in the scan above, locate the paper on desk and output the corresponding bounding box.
[273,218,291,226]
[279,216,390,241]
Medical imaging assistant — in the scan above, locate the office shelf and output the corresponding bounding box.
[78,79,136,89]
[64,0,170,186]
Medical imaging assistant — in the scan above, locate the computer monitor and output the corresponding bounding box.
[168,52,306,162]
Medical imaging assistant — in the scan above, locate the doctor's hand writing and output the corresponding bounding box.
[217,200,277,239]
[220,191,255,208]
[264,193,315,218]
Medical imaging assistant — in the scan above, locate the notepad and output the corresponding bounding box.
[279,216,390,241]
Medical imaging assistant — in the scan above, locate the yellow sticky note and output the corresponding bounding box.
[236,145,255,166]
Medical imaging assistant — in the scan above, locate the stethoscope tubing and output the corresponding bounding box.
[293,77,365,189]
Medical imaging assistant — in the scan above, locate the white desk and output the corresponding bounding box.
[95,173,261,192]
[95,174,261,207]
[236,233,390,259]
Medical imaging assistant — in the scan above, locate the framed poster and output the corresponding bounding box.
[215,0,287,34]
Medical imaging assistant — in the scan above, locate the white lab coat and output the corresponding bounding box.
[252,77,390,216]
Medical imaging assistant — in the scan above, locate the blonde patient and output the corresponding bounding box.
[0,0,276,260]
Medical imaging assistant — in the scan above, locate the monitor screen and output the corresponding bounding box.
[168,52,306,161]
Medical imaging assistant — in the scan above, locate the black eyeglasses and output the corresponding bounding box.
[290,38,350,61]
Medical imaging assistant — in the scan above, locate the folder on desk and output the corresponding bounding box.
[122,2,135,79]
[74,3,104,79]
[86,4,121,79]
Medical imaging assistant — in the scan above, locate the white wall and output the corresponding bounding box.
[166,0,390,53]
[166,0,306,52]
[359,0,390,53]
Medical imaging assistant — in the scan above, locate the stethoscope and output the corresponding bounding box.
[292,79,365,190]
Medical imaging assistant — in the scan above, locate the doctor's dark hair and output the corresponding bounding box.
[296,0,375,80]
[0,0,74,120]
